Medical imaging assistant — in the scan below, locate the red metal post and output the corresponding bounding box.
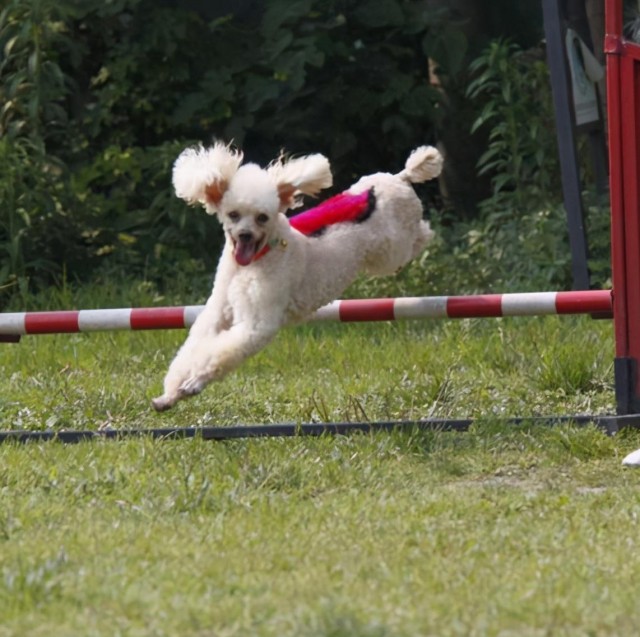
[606,0,640,413]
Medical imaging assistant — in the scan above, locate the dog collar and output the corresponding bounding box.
[252,237,288,262]
[250,188,375,263]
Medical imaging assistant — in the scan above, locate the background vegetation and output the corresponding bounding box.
[0,0,610,308]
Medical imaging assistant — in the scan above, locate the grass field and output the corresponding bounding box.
[2,288,640,636]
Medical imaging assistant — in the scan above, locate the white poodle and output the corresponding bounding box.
[152,142,443,411]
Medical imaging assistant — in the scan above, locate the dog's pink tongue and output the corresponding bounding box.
[234,241,258,266]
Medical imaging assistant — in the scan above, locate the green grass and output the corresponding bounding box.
[0,316,617,430]
[2,285,640,636]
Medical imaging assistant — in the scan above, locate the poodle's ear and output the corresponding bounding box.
[172,142,243,214]
[267,153,333,210]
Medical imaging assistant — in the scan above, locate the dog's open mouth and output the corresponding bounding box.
[232,234,265,266]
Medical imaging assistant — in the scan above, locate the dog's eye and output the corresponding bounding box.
[256,213,269,225]
[228,211,240,222]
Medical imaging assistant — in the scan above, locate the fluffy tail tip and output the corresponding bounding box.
[398,146,443,183]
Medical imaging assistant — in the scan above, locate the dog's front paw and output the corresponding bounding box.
[151,378,204,411]
[151,393,177,412]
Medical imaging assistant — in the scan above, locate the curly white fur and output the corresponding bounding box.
[152,142,443,411]
[172,142,243,210]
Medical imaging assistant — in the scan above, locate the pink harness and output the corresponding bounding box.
[253,188,375,262]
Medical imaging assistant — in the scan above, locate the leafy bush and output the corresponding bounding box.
[0,137,79,296]
[445,38,608,292]
[0,0,76,298]
[1,0,463,305]
[467,39,561,214]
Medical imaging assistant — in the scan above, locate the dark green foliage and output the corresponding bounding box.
[0,0,608,304]
[467,40,561,214]
[1,0,459,304]
[459,39,610,291]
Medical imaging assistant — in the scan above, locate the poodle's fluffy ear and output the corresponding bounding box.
[172,142,243,214]
[267,153,333,210]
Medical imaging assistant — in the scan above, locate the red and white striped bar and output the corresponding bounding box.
[0,306,204,338]
[314,290,613,322]
[0,290,613,338]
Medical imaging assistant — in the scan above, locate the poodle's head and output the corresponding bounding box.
[172,142,332,266]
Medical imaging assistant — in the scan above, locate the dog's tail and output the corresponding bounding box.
[396,146,443,184]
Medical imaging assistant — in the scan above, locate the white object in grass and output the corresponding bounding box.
[622,448,640,467]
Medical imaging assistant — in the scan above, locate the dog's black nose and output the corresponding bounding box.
[238,232,253,243]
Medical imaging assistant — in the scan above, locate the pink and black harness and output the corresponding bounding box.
[252,188,376,262]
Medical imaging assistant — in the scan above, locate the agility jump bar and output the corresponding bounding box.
[0,290,613,339]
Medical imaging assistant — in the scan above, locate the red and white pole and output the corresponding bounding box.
[0,290,613,338]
